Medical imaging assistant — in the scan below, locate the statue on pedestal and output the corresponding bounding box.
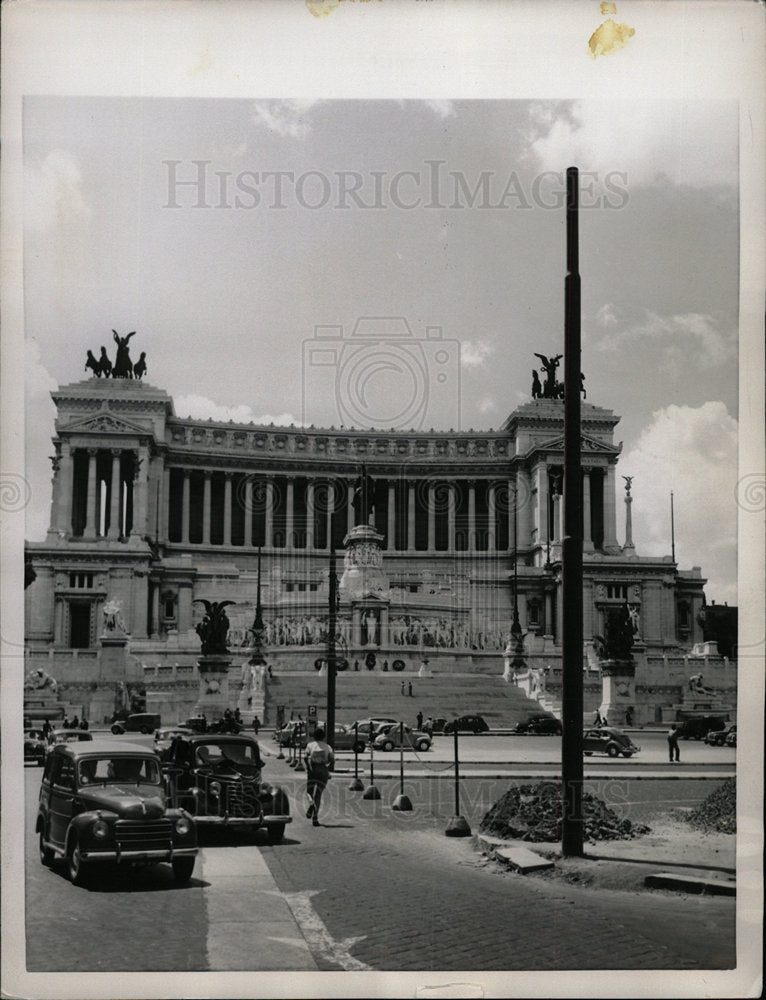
[352,467,376,526]
[194,600,235,656]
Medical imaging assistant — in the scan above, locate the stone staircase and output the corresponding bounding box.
[263,669,549,728]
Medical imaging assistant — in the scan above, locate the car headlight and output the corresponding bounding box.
[92,819,109,840]
[209,781,222,796]
[175,816,192,836]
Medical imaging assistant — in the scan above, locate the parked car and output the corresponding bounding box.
[429,717,448,734]
[443,714,490,735]
[677,716,726,741]
[310,723,366,754]
[349,718,398,741]
[273,720,310,748]
[45,729,94,757]
[373,725,432,752]
[705,724,736,747]
[513,714,563,736]
[582,726,641,758]
[726,727,737,748]
[111,713,162,735]
[24,729,46,766]
[36,740,198,886]
[154,726,194,755]
[161,734,291,844]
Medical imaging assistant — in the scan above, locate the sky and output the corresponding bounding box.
[23,97,739,602]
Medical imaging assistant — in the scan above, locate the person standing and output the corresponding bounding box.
[593,710,602,727]
[252,715,261,736]
[667,723,681,762]
[416,711,424,730]
[408,681,413,697]
[305,727,334,827]
[625,706,633,727]
[400,680,405,695]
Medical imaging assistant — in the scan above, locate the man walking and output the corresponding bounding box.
[416,711,424,730]
[667,723,681,762]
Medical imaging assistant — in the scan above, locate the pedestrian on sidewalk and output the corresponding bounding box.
[667,723,681,762]
[416,711,424,730]
[594,710,603,727]
[252,714,261,735]
[408,681,413,697]
[305,727,334,827]
[625,706,633,727]
[400,680,405,695]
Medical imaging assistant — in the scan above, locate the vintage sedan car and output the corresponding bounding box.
[513,714,563,736]
[45,729,94,758]
[154,726,194,755]
[273,720,310,748]
[348,718,398,742]
[162,734,291,844]
[725,727,737,748]
[24,729,47,766]
[677,716,726,741]
[582,726,641,758]
[705,723,736,747]
[373,725,432,752]
[36,741,198,886]
[443,714,490,735]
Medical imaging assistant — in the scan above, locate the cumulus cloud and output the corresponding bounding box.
[423,100,455,120]
[595,310,736,369]
[25,342,59,541]
[252,100,320,140]
[530,100,738,190]
[478,397,497,414]
[175,394,302,427]
[24,149,90,234]
[621,401,737,603]
[460,339,493,368]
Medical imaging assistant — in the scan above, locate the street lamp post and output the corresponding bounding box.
[326,546,338,750]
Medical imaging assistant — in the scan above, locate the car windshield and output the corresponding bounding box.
[194,741,260,767]
[78,756,161,785]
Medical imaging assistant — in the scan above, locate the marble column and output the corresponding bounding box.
[131,446,149,538]
[202,471,212,545]
[244,477,253,547]
[448,482,456,552]
[325,480,334,551]
[346,480,354,533]
[224,473,233,546]
[285,477,294,549]
[536,465,549,547]
[583,469,593,552]
[107,450,121,539]
[623,489,635,553]
[407,482,415,552]
[487,483,496,551]
[151,581,161,638]
[427,483,435,551]
[182,471,191,544]
[387,482,395,551]
[161,467,170,543]
[57,442,74,535]
[516,469,532,550]
[83,448,98,539]
[468,480,476,552]
[265,479,274,548]
[604,464,619,550]
[306,481,314,549]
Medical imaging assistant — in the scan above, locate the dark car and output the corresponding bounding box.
[705,723,736,747]
[161,734,291,844]
[36,741,198,886]
[111,712,162,735]
[726,727,737,748]
[513,714,563,736]
[443,715,490,735]
[677,716,726,741]
[25,729,46,766]
[350,718,398,740]
[45,729,94,758]
[582,726,641,758]
[273,720,309,749]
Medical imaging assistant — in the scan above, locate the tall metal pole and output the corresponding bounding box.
[326,546,337,749]
[561,166,584,857]
[670,490,676,563]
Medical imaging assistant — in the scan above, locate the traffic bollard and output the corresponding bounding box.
[295,722,305,772]
[445,724,471,836]
[349,721,364,791]
[392,721,413,811]
[362,730,381,800]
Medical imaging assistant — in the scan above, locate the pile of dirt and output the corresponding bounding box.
[685,777,736,834]
[480,781,651,843]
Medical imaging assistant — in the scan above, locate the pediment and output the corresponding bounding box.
[59,413,149,437]
[533,433,619,455]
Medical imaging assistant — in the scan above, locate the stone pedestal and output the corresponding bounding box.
[599,658,636,727]
[340,523,390,651]
[194,655,233,722]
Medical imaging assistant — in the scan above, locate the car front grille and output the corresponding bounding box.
[115,819,174,850]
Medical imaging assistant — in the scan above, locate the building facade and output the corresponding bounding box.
[26,375,732,723]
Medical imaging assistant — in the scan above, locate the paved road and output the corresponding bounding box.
[24,761,735,973]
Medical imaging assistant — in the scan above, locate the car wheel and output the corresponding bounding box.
[622,752,633,758]
[267,823,286,844]
[111,723,125,735]
[606,744,619,758]
[171,857,195,883]
[382,740,395,752]
[416,740,430,752]
[353,741,366,754]
[140,726,149,735]
[67,838,89,886]
[38,828,54,866]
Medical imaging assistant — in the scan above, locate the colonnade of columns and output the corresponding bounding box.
[55,444,148,540]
